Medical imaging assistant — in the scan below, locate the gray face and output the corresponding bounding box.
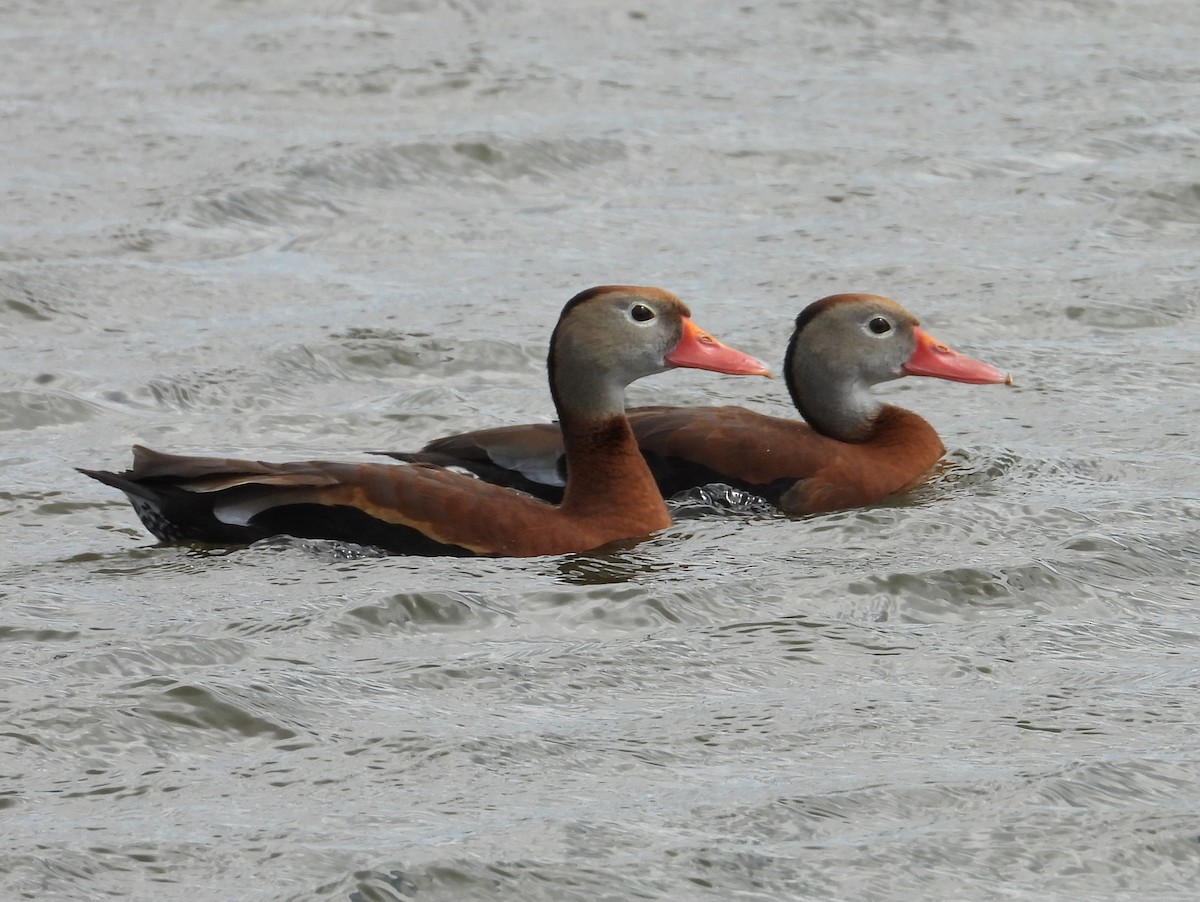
[548,288,689,421]
[834,297,920,386]
[785,293,923,441]
[789,294,920,391]
[554,290,687,385]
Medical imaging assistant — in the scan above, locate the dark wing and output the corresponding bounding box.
[380,407,829,509]
[379,423,567,502]
[79,445,579,556]
[627,406,822,505]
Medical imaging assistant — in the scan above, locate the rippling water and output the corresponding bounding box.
[3,1,1199,899]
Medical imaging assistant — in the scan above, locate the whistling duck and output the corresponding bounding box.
[79,286,769,556]
[388,293,1010,515]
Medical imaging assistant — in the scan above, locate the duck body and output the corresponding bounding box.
[80,286,768,556]
[82,436,664,556]
[389,294,1010,516]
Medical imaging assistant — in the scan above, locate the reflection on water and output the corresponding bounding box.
[548,541,685,586]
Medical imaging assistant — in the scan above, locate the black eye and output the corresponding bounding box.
[868,316,891,335]
[631,303,655,322]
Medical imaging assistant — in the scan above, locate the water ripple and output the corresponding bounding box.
[0,390,103,430]
[284,137,628,193]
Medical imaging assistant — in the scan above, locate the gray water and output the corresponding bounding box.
[3,1,1199,899]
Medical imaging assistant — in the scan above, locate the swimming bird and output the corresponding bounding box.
[79,286,769,556]
[386,293,1010,515]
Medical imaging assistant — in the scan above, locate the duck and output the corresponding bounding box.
[386,293,1011,515]
[79,286,769,556]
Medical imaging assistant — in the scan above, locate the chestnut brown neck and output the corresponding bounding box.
[869,404,945,462]
[559,414,669,523]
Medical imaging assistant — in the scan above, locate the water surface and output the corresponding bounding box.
[3,1,1199,899]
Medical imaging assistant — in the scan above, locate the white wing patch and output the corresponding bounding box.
[489,450,565,487]
[214,494,284,527]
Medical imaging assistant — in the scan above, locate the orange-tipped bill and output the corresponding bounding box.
[665,318,771,376]
[903,327,1011,385]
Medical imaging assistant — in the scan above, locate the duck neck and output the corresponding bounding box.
[787,352,884,442]
[550,354,667,517]
[557,413,661,511]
